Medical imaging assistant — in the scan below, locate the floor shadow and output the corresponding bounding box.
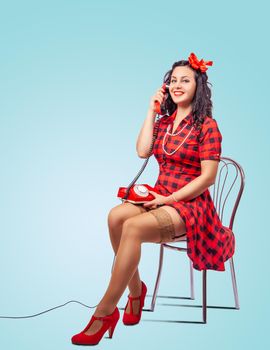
[118,294,238,324]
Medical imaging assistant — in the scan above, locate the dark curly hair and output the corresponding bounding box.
[163,60,213,131]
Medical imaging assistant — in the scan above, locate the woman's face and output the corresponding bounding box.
[168,66,196,107]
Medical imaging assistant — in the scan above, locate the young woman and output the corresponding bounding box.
[71,52,235,345]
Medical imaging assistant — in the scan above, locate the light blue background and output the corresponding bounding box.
[0,0,269,349]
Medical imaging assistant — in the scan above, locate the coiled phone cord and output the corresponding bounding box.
[122,114,162,202]
[111,114,163,272]
[0,115,164,320]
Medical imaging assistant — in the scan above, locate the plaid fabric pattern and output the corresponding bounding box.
[150,109,235,271]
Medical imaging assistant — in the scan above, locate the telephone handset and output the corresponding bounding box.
[154,83,169,115]
[117,83,170,204]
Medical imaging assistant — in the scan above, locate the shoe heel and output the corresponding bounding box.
[108,320,118,338]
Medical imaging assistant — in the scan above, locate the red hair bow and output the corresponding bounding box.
[188,52,213,72]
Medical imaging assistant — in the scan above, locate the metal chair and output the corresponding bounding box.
[147,156,245,323]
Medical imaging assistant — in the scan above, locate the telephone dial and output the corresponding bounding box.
[117,83,170,204]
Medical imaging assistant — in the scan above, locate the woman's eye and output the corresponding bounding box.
[171,79,190,83]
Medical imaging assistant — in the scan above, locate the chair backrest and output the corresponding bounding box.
[208,157,245,231]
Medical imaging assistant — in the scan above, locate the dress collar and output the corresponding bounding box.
[162,109,193,126]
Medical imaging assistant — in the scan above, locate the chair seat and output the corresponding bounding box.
[173,236,187,242]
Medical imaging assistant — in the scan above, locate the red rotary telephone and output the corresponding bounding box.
[117,83,169,204]
[117,184,158,204]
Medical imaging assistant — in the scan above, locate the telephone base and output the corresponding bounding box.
[117,184,158,204]
[118,197,149,204]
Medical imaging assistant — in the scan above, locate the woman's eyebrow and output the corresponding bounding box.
[171,75,190,78]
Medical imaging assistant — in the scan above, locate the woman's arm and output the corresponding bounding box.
[136,108,157,158]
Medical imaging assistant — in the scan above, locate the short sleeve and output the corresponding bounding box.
[198,117,222,161]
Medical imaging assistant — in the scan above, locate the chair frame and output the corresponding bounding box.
[145,156,245,323]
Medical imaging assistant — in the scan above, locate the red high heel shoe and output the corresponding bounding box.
[71,307,120,345]
[122,281,147,325]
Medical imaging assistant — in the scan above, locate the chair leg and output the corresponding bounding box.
[150,244,165,312]
[189,260,195,299]
[229,257,240,309]
[202,270,207,323]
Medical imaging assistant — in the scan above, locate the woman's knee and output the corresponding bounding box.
[107,202,146,229]
[107,205,124,232]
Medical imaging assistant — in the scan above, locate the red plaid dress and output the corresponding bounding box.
[150,109,235,271]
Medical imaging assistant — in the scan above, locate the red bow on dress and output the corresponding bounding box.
[188,52,213,72]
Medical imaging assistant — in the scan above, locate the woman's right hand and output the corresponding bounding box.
[149,86,167,113]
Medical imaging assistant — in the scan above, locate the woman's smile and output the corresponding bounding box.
[173,91,185,97]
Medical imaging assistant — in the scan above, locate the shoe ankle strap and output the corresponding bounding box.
[128,295,141,301]
[93,315,111,321]
[93,308,118,321]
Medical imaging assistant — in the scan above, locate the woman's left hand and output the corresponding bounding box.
[143,191,170,209]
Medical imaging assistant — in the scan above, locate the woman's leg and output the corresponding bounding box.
[108,202,148,298]
[83,202,148,335]
[84,205,186,335]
